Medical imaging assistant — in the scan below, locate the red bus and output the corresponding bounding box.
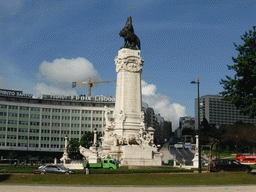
[236,154,256,164]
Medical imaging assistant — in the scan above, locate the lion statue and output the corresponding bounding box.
[119,16,141,50]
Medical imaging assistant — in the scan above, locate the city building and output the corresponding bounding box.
[154,114,165,144]
[174,127,182,139]
[181,116,195,130]
[0,89,115,156]
[163,121,172,141]
[179,117,186,129]
[195,95,256,129]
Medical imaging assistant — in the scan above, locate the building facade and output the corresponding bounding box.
[195,95,256,129]
[163,121,172,141]
[181,116,195,130]
[0,89,115,153]
[154,114,165,144]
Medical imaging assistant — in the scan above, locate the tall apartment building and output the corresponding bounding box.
[195,95,256,129]
[0,89,115,154]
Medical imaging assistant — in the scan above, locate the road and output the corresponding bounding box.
[1,184,256,192]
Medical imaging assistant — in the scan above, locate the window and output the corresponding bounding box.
[0,105,7,108]
[8,120,17,124]
[72,117,80,120]
[0,120,6,124]
[0,135,5,138]
[18,135,28,139]
[7,135,16,139]
[52,116,60,119]
[42,115,50,119]
[20,106,29,110]
[42,122,50,126]
[52,123,60,127]
[42,108,51,112]
[31,107,40,111]
[29,129,39,133]
[18,128,28,132]
[61,123,70,127]
[82,110,92,114]
[0,112,6,116]
[71,124,79,127]
[61,130,70,134]
[7,128,17,132]
[31,114,40,118]
[30,122,40,126]
[19,114,29,118]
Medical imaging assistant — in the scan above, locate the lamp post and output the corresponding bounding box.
[191,76,201,173]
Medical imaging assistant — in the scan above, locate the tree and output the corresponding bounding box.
[68,131,102,159]
[7,150,17,165]
[68,138,80,159]
[200,117,218,145]
[220,26,256,119]
[80,132,94,148]
[222,121,256,153]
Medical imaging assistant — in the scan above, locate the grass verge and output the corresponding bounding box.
[0,172,256,185]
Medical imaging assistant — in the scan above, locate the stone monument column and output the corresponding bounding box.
[113,48,145,137]
[192,135,199,168]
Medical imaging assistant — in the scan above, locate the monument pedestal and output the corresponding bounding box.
[120,145,162,166]
[113,48,145,138]
[88,153,101,164]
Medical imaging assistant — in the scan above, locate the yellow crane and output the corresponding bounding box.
[72,76,153,96]
[72,77,116,96]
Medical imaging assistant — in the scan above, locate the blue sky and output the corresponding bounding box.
[0,0,255,129]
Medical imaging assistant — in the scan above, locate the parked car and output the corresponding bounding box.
[210,159,252,173]
[35,165,76,174]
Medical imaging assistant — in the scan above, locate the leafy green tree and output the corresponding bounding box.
[199,118,218,145]
[221,121,256,153]
[80,132,94,148]
[68,138,80,159]
[220,26,256,119]
[68,131,102,159]
[7,150,17,165]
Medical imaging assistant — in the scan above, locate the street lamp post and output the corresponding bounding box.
[191,76,201,173]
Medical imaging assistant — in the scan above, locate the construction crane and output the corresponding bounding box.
[72,77,116,96]
[72,76,153,96]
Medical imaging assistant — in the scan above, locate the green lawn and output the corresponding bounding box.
[0,172,256,185]
[202,150,236,159]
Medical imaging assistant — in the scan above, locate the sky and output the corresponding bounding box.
[0,0,255,130]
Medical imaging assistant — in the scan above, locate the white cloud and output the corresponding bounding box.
[37,57,100,89]
[142,80,186,130]
[33,83,78,98]
[141,80,156,95]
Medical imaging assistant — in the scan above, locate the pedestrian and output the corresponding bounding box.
[86,162,90,175]
[14,162,17,167]
[180,162,182,169]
